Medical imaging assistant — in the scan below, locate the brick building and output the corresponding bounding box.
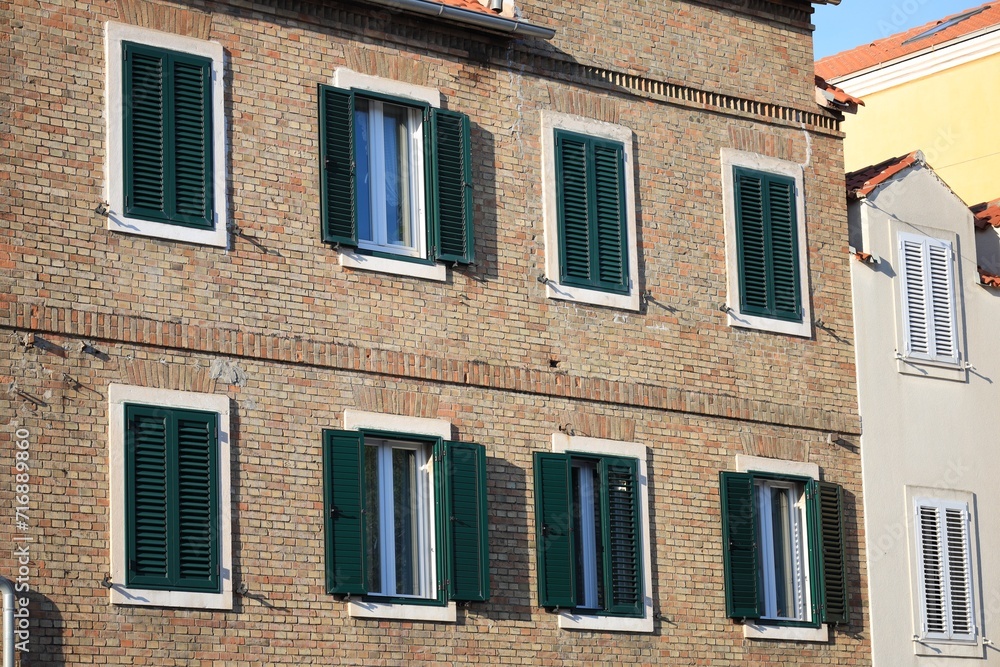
[0,0,869,663]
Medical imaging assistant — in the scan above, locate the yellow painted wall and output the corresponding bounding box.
[841,51,1000,206]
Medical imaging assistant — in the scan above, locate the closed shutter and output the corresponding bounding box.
[533,452,576,608]
[766,177,800,319]
[174,411,219,591]
[123,43,213,229]
[441,440,490,601]
[431,109,474,264]
[899,234,958,363]
[319,85,358,246]
[815,482,849,624]
[323,429,367,595]
[602,457,643,616]
[593,143,627,289]
[126,406,170,586]
[719,472,761,619]
[916,500,975,641]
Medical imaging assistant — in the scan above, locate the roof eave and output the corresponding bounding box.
[360,0,555,39]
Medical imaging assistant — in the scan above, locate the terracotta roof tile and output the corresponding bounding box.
[816,2,1000,80]
[980,266,1000,287]
[434,0,493,14]
[972,198,1000,229]
[815,75,864,107]
[845,151,922,198]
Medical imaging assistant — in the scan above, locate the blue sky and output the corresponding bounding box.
[813,0,984,59]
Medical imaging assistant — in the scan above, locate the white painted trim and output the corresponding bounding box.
[343,410,451,439]
[721,149,812,338]
[348,600,457,622]
[339,251,447,281]
[105,23,228,248]
[540,111,641,312]
[831,27,1000,98]
[108,384,233,610]
[551,434,654,633]
[743,622,829,642]
[333,68,440,108]
[735,454,819,480]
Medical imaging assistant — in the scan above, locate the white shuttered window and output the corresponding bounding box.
[915,498,976,643]
[898,233,959,364]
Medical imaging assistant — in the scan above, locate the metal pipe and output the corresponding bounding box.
[0,577,14,667]
[363,0,556,40]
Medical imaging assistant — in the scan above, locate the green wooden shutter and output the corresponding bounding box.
[533,452,576,608]
[602,456,643,616]
[592,142,628,291]
[123,43,213,229]
[766,177,800,320]
[816,481,849,624]
[441,441,489,601]
[557,133,592,286]
[126,405,170,587]
[735,169,769,316]
[319,85,358,246]
[174,410,219,592]
[431,109,474,264]
[323,429,367,595]
[719,471,761,619]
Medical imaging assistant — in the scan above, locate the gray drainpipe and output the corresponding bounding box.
[362,0,556,40]
[0,577,13,667]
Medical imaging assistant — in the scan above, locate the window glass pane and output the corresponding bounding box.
[382,103,414,249]
[770,487,795,618]
[392,447,419,596]
[572,461,601,609]
[364,444,381,594]
[355,99,372,243]
[757,481,808,622]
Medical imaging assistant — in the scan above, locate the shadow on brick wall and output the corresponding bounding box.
[21,592,64,666]
[480,456,532,622]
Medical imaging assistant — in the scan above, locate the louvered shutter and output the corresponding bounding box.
[323,430,367,595]
[441,441,490,601]
[592,143,628,290]
[602,457,643,616]
[815,482,849,624]
[126,405,170,587]
[431,109,474,264]
[123,43,213,229]
[533,452,576,608]
[557,134,592,286]
[916,500,975,641]
[766,177,800,320]
[735,170,769,314]
[899,234,958,363]
[319,85,358,246]
[719,472,761,619]
[174,410,219,591]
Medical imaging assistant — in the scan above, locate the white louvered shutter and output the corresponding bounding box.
[915,499,976,642]
[899,234,959,364]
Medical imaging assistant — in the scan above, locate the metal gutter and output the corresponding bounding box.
[361,0,556,40]
[0,577,13,667]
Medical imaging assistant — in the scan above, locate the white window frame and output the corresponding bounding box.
[756,479,811,623]
[105,23,228,248]
[107,384,232,609]
[332,69,446,282]
[342,409,456,623]
[551,433,653,633]
[734,455,828,643]
[540,111,640,312]
[897,232,961,366]
[720,149,812,337]
[906,486,981,657]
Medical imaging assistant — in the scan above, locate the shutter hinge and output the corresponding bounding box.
[128,559,137,571]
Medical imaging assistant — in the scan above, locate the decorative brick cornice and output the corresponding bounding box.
[0,302,861,434]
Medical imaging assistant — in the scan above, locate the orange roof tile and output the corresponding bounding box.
[815,75,864,107]
[432,0,493,14]
[980,266,1000,287]
[816,2,1000,80]
[845,151,922,198]
[972,198,1000,228]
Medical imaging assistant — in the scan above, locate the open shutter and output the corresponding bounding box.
[170,55,214,228]
[323,429,367,595]
[556,133,593,286]
[126,405,171,587]
[174,410,219,592]
[719,472,761,619]
[766,176,800,320]
[592,142,628,292]
[440,441,489,601]
[533,452,576,608]
[815,482,849,624]
[319,85,358,246]
[431,109,474,264]
[602,456,643,616]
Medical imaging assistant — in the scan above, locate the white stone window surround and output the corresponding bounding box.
[108,384,233,610]
[734,455,829,643]
[905,485,982,659]
[105,22,229,248]
[720,149,812,338]
[342,409,457,623]
[540,111,641,312]
[551,433,654,633]
[332,69,447,283]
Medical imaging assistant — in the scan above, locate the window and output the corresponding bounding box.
[721,150,811,337]
[898,233,959,365]
[319,70,474,282]
[105,23,227,247]
[914,498,975,644]
[323,411,488,622]
[720,461,848,641]
[541,111,640,311]
[108,385,232,609]
[533,434,652,632]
